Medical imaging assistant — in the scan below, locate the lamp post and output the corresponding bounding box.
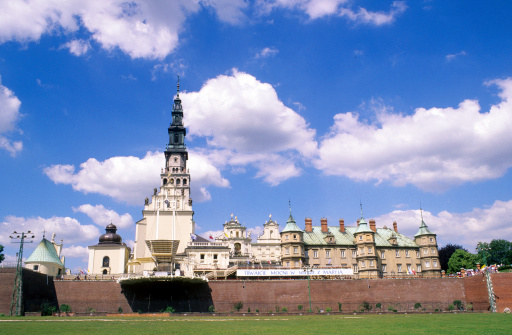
[9,231,35,316]
[303,265,312,312]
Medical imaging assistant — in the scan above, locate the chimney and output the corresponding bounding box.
[321,218,328,233]
[305,218,313,232]
[369,219,376,232]
[339,219,345,233]
[393,221,398,233]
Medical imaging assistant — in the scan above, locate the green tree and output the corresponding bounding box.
[476,240,512,266]
[438,244,467,271]
[488,240,512,265]
[0,244,4,264]
[447,249,478,274]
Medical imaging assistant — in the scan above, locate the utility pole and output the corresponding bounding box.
[9,231,34,316]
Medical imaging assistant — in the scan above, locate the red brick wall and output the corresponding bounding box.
[209,278,468,312]
[2,269,507,314]
[53,281,132,313]
[463,274,490,311]
[492,273,512,313]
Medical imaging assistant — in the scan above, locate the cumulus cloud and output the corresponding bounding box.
[61,39,90,56]
[316,78,512,191]
[181,69,317,184]
[0,1,406,60]
[44,151,229,205]
[0,215,100,245]
[257,0,406,24]
[374,199,512,251]
[0,0,198,59]
[0,77,23,156]
[73,204,134,228]
[62,245,89,260]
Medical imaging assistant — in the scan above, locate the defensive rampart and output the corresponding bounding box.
[1,269,510,315]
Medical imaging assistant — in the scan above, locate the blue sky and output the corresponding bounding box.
[1,1,512,272]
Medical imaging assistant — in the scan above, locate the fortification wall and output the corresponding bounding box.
[492,273,512,313]
[2,270,509,314]
[0,268,58,315]
[208,278,468,312]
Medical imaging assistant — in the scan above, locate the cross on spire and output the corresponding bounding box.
[176,75,180,96]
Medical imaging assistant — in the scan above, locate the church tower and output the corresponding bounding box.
[130,79,195,273]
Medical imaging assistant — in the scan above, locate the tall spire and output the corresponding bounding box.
[176,75,180,97]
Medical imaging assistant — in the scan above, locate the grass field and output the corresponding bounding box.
[0,314,510,335]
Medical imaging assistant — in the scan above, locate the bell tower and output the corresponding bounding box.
[130,78,195,274]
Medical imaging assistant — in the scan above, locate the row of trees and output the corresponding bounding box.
[439,240,512,274]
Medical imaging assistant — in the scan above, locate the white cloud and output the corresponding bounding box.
[181,69,317,184]
[0,0,198,60]
[257,0,406,24]
[256,47,279,58]
[0,215,100,245]
[62,245,89,260]
[316,78,512,191]
[0,77,23,156]
[374,199,512,251]
[73,204,134,228]
[61,39,90,56]
[44,151,229,204]
[0,1,407,60]
[446,50,467,62]
[201,0,248,24]
[339,1,407,25]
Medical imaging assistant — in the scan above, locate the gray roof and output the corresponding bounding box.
[303,226,418,248]
[25,238,64,266]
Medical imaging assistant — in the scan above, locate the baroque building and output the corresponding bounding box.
[24,233,65,277]
[88,223,130,275]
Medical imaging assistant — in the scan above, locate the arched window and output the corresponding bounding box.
[183,179,187,185]
[103,256,110,268]
[176,179,181,185]
[103,269,108,275]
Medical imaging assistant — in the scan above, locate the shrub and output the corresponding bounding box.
[281,307,288,312]
[453,300,462,310]
[326,307,332,313]
[60,304,71,313]
[118,306,123,313]
[338,302,343,312]
[164,306,175,313]
[247,307,251,313]
[414,303,422,309]
[466,303,473,311]
[361,301,371,311]
[233,301,243,312]
[298,305,303,311]
[208,305,215,313]
[255,309,259,313]
[41,302,57,316]
[86,307,96,313]
[138,310,143,314]
[448,304,455,311]
[376,303,382,309]
[275,306,280,313]
[387,305,394,312]
[434,308,439,312]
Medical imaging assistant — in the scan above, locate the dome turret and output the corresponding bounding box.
[99,223,122,244]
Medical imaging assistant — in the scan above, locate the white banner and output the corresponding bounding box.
[236,268,354,277]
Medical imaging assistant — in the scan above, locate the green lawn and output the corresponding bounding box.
[0,314,510,335]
